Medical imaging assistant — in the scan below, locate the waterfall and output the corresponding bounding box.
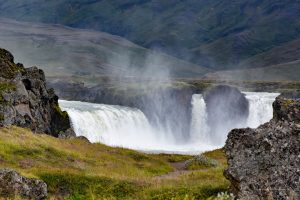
[244,92,279,128]
[59,92,279,154]
[59,100,208,154]
[190,95,211,144]
[189,92,280,148]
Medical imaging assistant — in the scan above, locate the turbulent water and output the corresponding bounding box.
[59,92,279,154]
[59,100,200,153]
[244,92,280,128]
[190,92,280,149]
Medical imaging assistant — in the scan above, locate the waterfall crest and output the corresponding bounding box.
[59,92,279,154]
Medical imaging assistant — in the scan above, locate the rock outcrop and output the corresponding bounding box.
[0,48,75,137]
[0,169,47,199]
[224,92,300,199]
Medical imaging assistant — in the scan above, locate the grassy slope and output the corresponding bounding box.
[0,0,299,69]
[0,18,211,80]
[0,126,229,199]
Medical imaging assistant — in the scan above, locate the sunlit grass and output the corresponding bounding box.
[0,126,229,199]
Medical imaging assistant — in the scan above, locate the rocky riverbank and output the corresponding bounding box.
[224,92,300,199]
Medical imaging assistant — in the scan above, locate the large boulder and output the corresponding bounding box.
[0,48,75,138]
[0,169,47,199]
[224,92,300,199]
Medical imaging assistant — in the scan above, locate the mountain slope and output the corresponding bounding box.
[237,37,300,68]
[203,60,300,81]
[0,18,211,81]
[0,0,299,69]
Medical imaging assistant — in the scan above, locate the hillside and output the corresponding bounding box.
[237,38,300,69]
[0,0,299,69]
[0,18,211,81]
[203,60,300,81]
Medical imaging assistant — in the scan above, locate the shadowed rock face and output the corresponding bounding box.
[204,85,249,142]
[0,48,74,138]
[0,169,47,199]
[224,92,300,200]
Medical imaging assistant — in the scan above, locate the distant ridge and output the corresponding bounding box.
[0,18,211,82]
[204,60,300,81]
[0,0,299,69]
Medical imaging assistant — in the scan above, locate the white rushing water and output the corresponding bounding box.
[59,100,211,154]
[190,92,280,150]
[244,92,280,128]
[59,92,279,154]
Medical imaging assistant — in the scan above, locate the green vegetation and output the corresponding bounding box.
[0,126,229,199]
[282,99,296,109]
[0,81,16,104]
[0,82,16,92]
[52,103,69,119]
[185,155,219,170]
[0,49,25,79]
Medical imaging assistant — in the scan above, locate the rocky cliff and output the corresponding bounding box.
[0,48,74,137]
[224,92,300,199]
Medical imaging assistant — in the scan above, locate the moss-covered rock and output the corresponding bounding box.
[0,168,47,199]
[273,92,300,123]
[185,155,219,170]
[0,49,25,79]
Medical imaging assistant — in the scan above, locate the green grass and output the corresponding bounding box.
[0,81,16,103]
[0,126,229,199]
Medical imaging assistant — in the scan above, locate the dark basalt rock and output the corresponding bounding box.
[0,48,75,138]
[224,92,300,200]
[0,169,47,200]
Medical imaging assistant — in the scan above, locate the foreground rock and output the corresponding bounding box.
[0,169,47,199]
[224,92,300,199]
[0,48,75,137]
